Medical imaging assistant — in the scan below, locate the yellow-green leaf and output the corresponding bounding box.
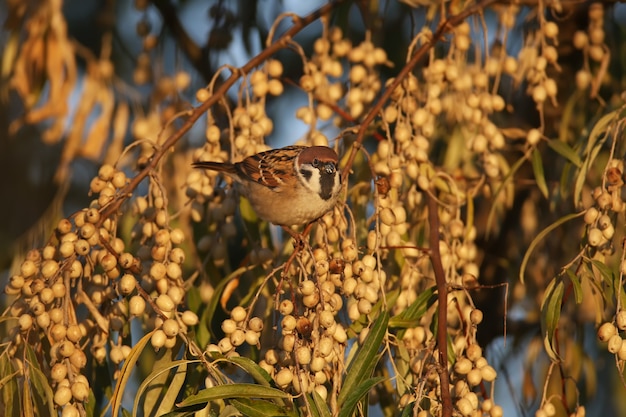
[177,384,290,407]
[519,211,585,284]
[112,330,156,417]
[531,147,549,198]
[546,139,581,167]
[540,278,564,362]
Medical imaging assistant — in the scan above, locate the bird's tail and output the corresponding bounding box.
[192,161,237,174]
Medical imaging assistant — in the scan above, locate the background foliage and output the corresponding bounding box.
[1,0,626,416]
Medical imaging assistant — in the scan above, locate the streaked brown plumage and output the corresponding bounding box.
[193,145,341,227]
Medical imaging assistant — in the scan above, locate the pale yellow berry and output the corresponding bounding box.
[597,322,617,342]
[467,368,482,386]
[527,128,542,146]
[543,21,559,38]
[162,319,180,337]
[608,334,623,354]
[480,365,497,382]
[151,330,166,349]
[267,59,283,77]
[218,337,233,353]
[71,381,89,401]
[457,397,474,416]
[230,329,246,346]
[573,31,588,49]
[469,309,483,325]
[275,368,293,388]
[282,315,296,332]
[278,300,294,315]
[295,346,311,365]
[221,319,237,334]
[589,45,604,62]
[181,310,198,326]
[51,363,67,382]
[154,295,174,313]
[490,405,504,417]
[587,228,603,247]
[454,357,473,375]
[532,85,547,103]
[129,295,146,316]
[54,386,72,406]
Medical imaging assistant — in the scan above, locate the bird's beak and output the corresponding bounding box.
[322,163,336,175]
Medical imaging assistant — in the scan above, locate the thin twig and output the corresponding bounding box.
[341,0,500,184]
[96,1,344,229]
[427,190,452,417]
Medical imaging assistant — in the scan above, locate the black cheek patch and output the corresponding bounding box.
[300,169,313,181]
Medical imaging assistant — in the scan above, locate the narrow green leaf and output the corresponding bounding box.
[308,391,332,417]
[338,311,389,408]
[203,264,258,339]
[156,361,188,416]
[228,356,273,386]
[22,343,55,415]
[565,269,583,304]
[112,330,156,417]
[22,377,34,417]
[159,403,206,417]
[389,287,435,329]
[1,353,20,417]
[24,359,55,416]
[338,377,385,417]
[177,384,290,407]
[519,211,585,284]
[141,349,173,417]
[531,147,549,198]
[231,398,292,417]
[574,111,616,206]
[135,359,200,417]
[590,259,615,288]
[546,139,582,167]
[486,152,527,237]
[0,370,19,391]
[540,279,564,362]
[584,111,616,156]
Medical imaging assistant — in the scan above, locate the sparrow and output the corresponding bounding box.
[192,145,342,228]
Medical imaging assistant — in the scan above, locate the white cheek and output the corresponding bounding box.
[306,170,323,194]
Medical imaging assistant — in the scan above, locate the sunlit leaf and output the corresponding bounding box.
[231,398,294,417]
[24,349,55,417]
[519,211,585,284]
[338,311,389,408]
[531,147,549,198]
[177,384,291,407]
[0,353,21,416]
[565,269,583,304]
[389,287,435,330]
[540,278,564,362]
[486,151,528,237]
[338,377,385,417]
[574,111,616,206]
[546,139,582,167]
[590,259,615,289]
[228,356,273,387]
[308,390,332,417]
[112,330,156,417]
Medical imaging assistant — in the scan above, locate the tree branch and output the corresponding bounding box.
[97,1,344,225]
[341,0,500,183]
[427,191,452,417]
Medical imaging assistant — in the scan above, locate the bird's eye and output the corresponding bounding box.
[312,158,319,167]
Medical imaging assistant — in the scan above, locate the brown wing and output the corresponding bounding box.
[235,145,304,190]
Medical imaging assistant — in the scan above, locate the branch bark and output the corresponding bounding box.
[427,192,452,417]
